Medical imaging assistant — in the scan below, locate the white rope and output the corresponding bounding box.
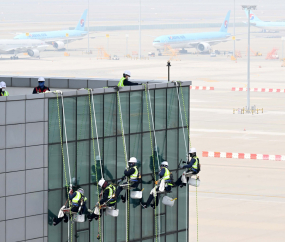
[147,88,161,242]
[90,89,104,179]
[175,82,188,242]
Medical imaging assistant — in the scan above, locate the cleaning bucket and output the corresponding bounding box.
[106,208,119,217]
[74,214,85,223]
[188,178,200,187]
[130,191,142,199]
[162,196,176,207]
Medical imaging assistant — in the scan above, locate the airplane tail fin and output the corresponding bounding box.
[219,10,231,32]
[75,9,88,31]
[245,10,262,22]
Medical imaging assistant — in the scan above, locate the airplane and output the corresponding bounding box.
[153,11,232,54]
[14,10,89,50]
[0,39,48,59]
[245,10,285,32]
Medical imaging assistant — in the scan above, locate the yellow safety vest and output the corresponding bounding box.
[72,191,87,204]
[118,77,125,87]
[0,91,9,96]
[130,166,139,180]
[104,184,116,204]
[189,156,199,170]
[162,168,170,180]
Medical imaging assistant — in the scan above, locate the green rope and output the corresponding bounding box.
[116,91,130,242]
[56,93,72,242]
[143,84,158,242]
[88,91,102,242]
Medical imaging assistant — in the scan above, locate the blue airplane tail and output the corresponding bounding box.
[219,10,231,32]
[245,10,262,22]
[75,9,88,31]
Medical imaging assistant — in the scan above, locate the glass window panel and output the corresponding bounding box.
[129,195,141,240]
[117,135,129,179]
[92,94,104,138]
[167,129,178,170]
[63,142,76,188]
[63,97,76,142]
[166,172,178,233]
[104,93,116,137]
[142,132,154,175]
[104,137,116,182]
[141,175,154,238]
[166,233,177,242]
[103,211,116,242]
[130,134,141,170]
[48,144,62,189]
[155,89,166,130]
[49,98,61,144]
[90,139,103,183]
[167,88,178,129]
[154,130,166,175]
[143,89,154,132]
[142,239,153,242]
[178,86,189,128]
[76,185,90,230]
[179,128,188,163]
[77,141,89,185]
[90,184,101,242]
[159,214,166,234]
[178,170,188,231]
[77,96,90,140]
[48,190,61,242]
[130,91,142,133]
[76,230,89,242]
[178,231,187,242]
[116,196,126,242]
[117,92,129,135]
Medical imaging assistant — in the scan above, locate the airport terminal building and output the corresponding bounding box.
[0,76,191,242]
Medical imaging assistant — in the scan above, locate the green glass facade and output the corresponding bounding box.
[48,86,189,242]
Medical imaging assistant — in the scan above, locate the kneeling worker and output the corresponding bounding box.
[32,77,50,94]
[88,178,117,222]
[141,161,173,209]
[118,70,141,86]
[53,188,87,226]
[116,157,140,203]
[175,147,200,188]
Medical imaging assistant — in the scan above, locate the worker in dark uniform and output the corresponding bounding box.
[32,77,50,94]
[175,147,200,188]
[116,157,140,203]
[117,70,141,86]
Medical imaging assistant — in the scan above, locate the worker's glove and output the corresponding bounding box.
[117,179,122,183]
[121,176,126,180]
[179,164,184,169]
[96,202,99,207]
[138,83,143,85]
[182,161,187,164]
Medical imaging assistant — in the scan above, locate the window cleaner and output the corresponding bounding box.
[87,178,117,222]
[53,187,88,226]
[175,148,201,188]
[141,161,174,209]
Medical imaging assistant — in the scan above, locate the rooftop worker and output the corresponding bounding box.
[0,82,9,96]
[116,157,141,203]
[117,70,141,87]
[53,187,88,226]
[175,147,200,188]
[141,161,173,209]
[88,178,117,222]
[32,77,50,94]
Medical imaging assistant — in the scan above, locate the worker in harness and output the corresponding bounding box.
[141,161,173,209]
[175,147,200,188]
[88,178,117,222]
[117,70,141,87]
[53,188,87,226]
[32,77,50,94]
[116,157,140,203]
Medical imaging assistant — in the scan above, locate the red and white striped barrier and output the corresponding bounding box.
[231,87,285,93]
[202,151,285,161]
[190,86,214,91]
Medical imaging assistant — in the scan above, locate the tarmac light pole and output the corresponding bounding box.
[242,5,257,111]
[167,61,171,82]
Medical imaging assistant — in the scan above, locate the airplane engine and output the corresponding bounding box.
[53,41,65,50]
[27,49,40,57]
[197,42,211,53]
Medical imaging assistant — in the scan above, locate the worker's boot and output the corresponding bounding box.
[150,204,156,210]
[140,202,147,209]
[121,195,126,203]
[63,214,68,223]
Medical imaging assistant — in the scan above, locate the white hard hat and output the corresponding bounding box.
[38,77,45,82]
[124,70,131,77]
[77,188,84,195]
[161,161,168,167]
[0,83,2,88]
[189,148,197,154]
[1,82,6,88]
[128,157,137,163]
[98,178,105,187]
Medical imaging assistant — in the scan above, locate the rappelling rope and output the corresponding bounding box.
[117,90,130,242]
[143,84,160,242]
[56,92,72,242]
[88,90,103,242]
[177,82,198,242]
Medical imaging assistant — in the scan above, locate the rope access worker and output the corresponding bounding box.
[175,147,200,188]
[32,77,50,94]
[117,70,141,87]
[0,82,9,96]
[115,157,140,203]
[88,178,117,222]
[53,188,87,226]
[141,161,173,209]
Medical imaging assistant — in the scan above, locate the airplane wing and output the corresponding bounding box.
[187,38,239,47]
[44,35,96,45]
[1,45,48,53]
